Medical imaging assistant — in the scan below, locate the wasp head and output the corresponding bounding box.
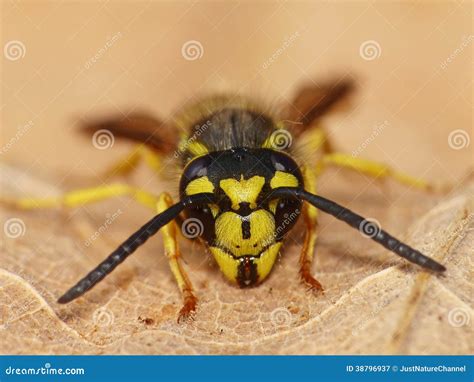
[179,148,303,287]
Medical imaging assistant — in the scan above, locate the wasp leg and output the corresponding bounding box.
[2,184,159,211]
[100,145,164,180]
[321,152,433,191]
[299,166,323,291]
[157,192,197,323]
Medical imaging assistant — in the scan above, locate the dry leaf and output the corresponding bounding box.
[1,163,472,354]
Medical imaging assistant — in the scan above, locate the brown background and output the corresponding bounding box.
[1,1,472,354]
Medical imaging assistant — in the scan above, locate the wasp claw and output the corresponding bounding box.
[300,267,324,292]
[177,293,198,324]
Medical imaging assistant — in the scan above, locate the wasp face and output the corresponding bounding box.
[179,148,303,287]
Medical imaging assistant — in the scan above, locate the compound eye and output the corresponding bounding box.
[182,155,211,181]
[270,152,298,173]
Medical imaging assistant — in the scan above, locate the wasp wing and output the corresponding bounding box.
[286,77,355,136]
[81,112,178,154]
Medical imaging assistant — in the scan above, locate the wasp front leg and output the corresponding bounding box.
[320,152,436,191]
[100,145,163,180]
[157,193,198,322]
[1,183,159,211]
[299,166,323,291]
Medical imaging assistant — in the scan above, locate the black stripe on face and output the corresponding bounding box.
[241,219,251,239]
[237,257,258,287]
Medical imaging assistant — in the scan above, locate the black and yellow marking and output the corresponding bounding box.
[210,242,282,287]
[4,87,446,322]
[179,147,303,286]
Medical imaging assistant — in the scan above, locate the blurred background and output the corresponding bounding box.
[1,1,472,183]
[1,1,473,355]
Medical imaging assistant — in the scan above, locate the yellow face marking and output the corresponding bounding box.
[185,176,214,195]
[215,210,275,256]
[255,242,282,282]
[270,171,299,189]
[210,246,238,283]
[219,175,265,210]
[210,242,282,285]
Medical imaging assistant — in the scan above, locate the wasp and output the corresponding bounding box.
[5,79,445,322]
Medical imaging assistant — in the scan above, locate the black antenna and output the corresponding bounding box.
[269,187,446,272]
[58,193,215,303]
